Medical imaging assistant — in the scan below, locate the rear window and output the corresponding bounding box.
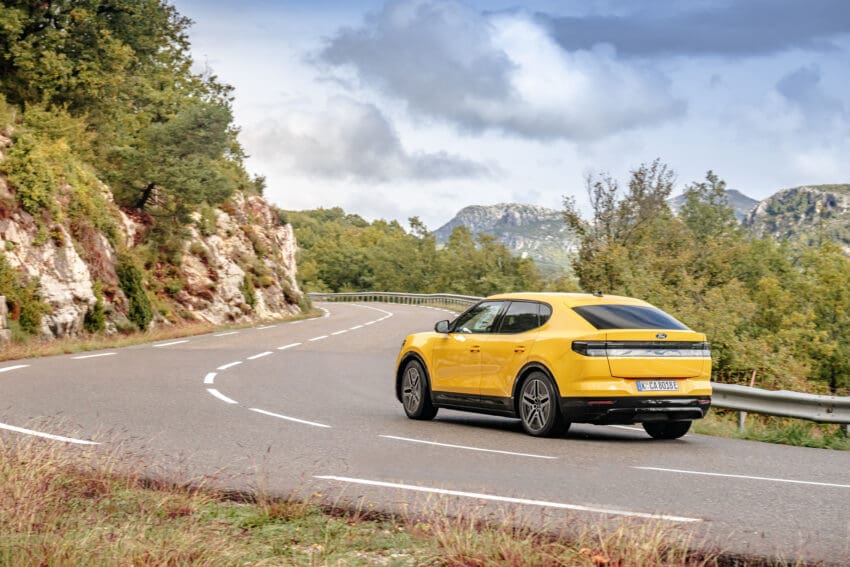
[573,305,689,330]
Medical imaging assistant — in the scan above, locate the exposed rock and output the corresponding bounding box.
[0,295,10,342]
[667,189,759,223]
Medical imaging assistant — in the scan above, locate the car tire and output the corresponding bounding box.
[400,359,438,420]
[518,371,568,437]
[643,420,691,440]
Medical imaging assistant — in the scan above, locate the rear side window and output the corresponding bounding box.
[573,305,688,330]
[497,301,552,334]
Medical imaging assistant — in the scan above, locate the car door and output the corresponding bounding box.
[430,301,506,396]
[479,301,551,400]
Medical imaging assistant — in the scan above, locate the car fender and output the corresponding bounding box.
[511,361,561,407]
[395,348,431,403]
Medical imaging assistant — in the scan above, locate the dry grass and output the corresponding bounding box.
[694,410,850,451]
[0,434,764,566]
[0,309,322,363]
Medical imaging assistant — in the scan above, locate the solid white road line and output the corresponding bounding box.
[247,351,273,360]
[0,364,30,373]
[71,352,117,360]
[313,476,700,523]
[204,372,217,385]
[217,361,243,370]
[364,321,376,326]
[0,422,99,445]
[277,343,302,350]
[256,325,276,330]
[608,425,644,432]
[331,330,348,335]
[636,467,850,489]
[349,325,364,330]
[309,335,328,342]
[380,435,556,460]
[207,388,238,404]
[153,339,190,348]
[249,408,331,428]
[214,331,239,337]
[290,320,303,325]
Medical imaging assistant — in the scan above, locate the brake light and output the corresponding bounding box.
[571,341,607,356]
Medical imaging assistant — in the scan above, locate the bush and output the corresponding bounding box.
[0,254,50,336]
[116,255,153,331]
[84,281,106,333]
[240,273,256,309]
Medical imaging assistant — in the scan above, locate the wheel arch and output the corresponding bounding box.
[511,362,560,415]
[396,352,430,403]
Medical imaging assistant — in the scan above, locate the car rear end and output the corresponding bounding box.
[557,299,712,425]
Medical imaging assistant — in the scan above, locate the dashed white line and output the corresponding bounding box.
[214,331,239,337]
[309,335,329,342]
[635,467,850,489]
[277,343,301,350]
[204,372,217,385]
[0,365,30,373]
[249,408,331,428]
[380,435,556,460]
[349,325,364,330]
[331,330,348,336]
[247,351,273,360]
[217,361,243,371]
[71,352,117,360]
[207,388,238,404]
[313,476,700,523]
[0,422,99,445]
[153,339,190,348]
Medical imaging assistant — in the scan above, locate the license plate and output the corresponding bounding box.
[637,380,679,392]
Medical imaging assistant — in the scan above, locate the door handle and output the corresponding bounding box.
[469,345,480,353]
[514,346,526,353]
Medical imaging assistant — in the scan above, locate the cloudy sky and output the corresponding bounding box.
[172,0,850,229]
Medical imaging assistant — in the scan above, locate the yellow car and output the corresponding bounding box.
[395,292,712,439]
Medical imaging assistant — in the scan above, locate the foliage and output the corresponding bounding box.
[83,281,106,333]
[0,253,50,336]
[286,208,542,296]
[116,255,152,331]
[240,273,257,309]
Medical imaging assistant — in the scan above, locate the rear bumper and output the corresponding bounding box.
[560,396,711,425]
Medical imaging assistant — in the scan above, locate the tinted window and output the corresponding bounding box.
[452,301,504,334]
[497,301,551,334]
[573,305,688,330]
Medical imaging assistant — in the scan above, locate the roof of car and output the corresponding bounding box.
[485,292,652,308]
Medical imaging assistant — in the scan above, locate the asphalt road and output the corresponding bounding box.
[1,302,848,564]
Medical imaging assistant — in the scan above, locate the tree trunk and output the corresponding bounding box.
[136,182,156,210]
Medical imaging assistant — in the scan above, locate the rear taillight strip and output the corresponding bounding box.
[572,341,711,358]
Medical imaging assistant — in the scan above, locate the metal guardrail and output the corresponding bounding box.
[309,291,850,430]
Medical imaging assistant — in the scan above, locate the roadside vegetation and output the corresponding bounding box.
[0,435,744,566]
[694,411,850,451]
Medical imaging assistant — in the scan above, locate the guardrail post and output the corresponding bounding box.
[737,411,747,433]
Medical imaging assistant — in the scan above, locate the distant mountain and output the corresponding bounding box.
[743,184,850,252]
[433,203,577,273]
[667,189,759,222]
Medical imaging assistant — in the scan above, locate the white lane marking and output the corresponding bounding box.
[247,351,273,360]
[309,335,329,342]
[314,476,700,523]
[349,325,364,330]
[214,331,239,337]
[204,372,217,385]
[364,321,376,326]
[217,361,242,371]
[380,435,556,460]
[321,309,330,318]
[71,352,116,360]
[256,325,276,330]
[249,408,331,428]
[290,320,303,325]
[207,388,238,404]
[153,339,190,348]
[351,304,394,318]
[277,343,302,350]
[0,422,99,445]
[609,425,643,432]
[0,365,30,373]
[331,330,348,336]
[636,467,850,489]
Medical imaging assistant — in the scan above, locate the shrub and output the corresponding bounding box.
[240,273,256,308]
[116,255,153,331]
[0,254,50,337]
[83,281,106,333]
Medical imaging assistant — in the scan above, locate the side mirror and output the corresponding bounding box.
[434,320,450,334]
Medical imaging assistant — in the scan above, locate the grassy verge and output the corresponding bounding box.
[0,309,323,363]
[0,436,731,566]
[694,410,850,450]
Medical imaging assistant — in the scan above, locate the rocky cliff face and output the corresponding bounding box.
[434,203,577,273]
[0,136,302,339]
[743,184,850,251]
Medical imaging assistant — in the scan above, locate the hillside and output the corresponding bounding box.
[744,184,850,251]
[433,203,577,273]
[668,189,758,222]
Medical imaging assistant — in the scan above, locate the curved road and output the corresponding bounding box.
[1,302,848,564]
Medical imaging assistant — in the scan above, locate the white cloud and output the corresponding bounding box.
[319,0,685,140]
